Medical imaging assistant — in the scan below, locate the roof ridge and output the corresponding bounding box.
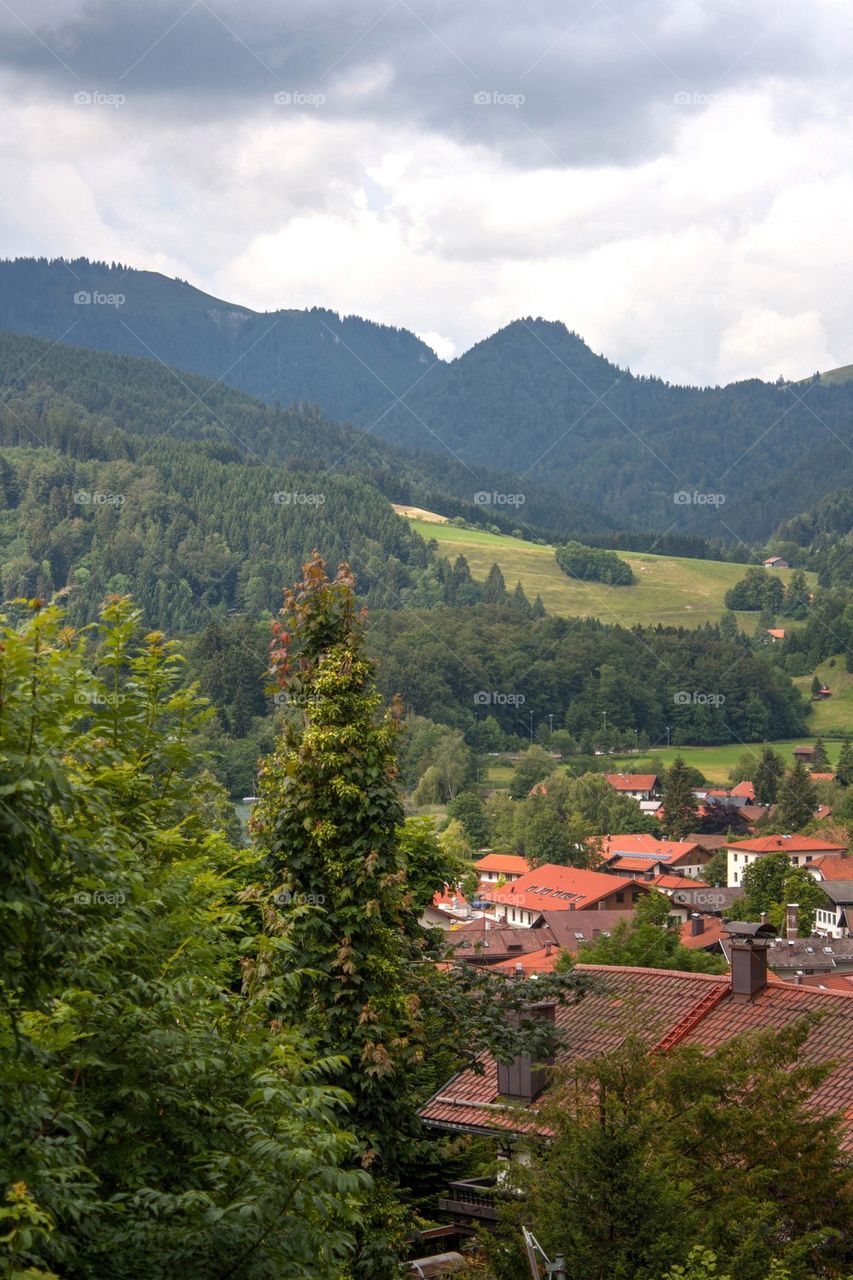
[575,964,728,984]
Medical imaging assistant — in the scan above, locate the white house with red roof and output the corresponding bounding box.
[481,863,648,927]
[604,772,661,801]
[473,852,529,884]
[597,833,710,879]
[727,834,847,888]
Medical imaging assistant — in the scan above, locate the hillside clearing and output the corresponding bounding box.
[407,518,812,631]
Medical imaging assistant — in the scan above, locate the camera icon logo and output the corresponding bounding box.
[73,291,92,305]
[473,91,492,105]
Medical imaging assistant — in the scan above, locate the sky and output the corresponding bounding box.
[1,0,853,384]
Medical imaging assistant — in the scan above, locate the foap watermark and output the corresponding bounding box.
[474,491,525,507]
[673,691,725,707]
[73,90,125,108]
[673,490,725,507]
[74,490,126,506]
[273,90,325,107]
[272,690,320,708]
[474,90,525,107]
[274,491,325,506]
[74,889,126,907]
[74,690,108,708]
[673,889,729,909]
[275,889,326,907]
[673,91,726,107]
[474,691,526,707]
[73,290,125,307]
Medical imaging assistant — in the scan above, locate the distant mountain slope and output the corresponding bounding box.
[0,257,435,422]
[0,330,610,537]
[3,259,853,540]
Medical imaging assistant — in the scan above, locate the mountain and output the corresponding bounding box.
[0,257,434,423]
[0,330,609,538]
[3,258,853,540]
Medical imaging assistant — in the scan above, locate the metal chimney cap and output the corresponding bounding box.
[723,919,778,939]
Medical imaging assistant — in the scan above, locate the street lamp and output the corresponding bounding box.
[666,724,671,748]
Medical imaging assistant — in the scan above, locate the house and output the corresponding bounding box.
[432,885,475,921]
[812,882,853,939]
[694,786,750,810]
[727,834,847,887]
[597,834,710,879]
[678,913,727,953]
[793,745,816,763]
[764,628,786,642]
[818,685,832,699]
[480,864,649,927]
[420,923,853,1155]
[763,556,789,569]
[473,852,529,884]
[604,773,661,801]
[444,918,558,966]
[808,853,853,881]
[726,929,853,979]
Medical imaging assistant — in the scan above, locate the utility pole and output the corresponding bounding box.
[666,724,671,748]
[523,1227,568,1279]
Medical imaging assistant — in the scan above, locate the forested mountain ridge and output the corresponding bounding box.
[4,258,853,540]
[0,330,609,537]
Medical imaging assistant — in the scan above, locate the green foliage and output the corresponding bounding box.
[703,848,728,886]
[836,736,853,786]
[777,762,819,831]
[575,896,727,975]
[509,745,557,799]
[811,736,830,771]
[498,1025,853,1280]
[555,540,635,585]
[754,745,786,805]
[0,597,365,1278]
[766,868,831,937]
[446,790,490,847]
[740,851,793,919]
[724,567,785,612]
[661,757,700,838]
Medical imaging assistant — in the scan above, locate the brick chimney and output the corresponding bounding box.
[725,923,774,1002]
[786,903,799,941]
[690,913,705,936]
[497,1002,556,1103]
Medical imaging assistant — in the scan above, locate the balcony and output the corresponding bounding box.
[437,1178,498,1226]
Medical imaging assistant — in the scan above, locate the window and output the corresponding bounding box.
[616,892,624,904]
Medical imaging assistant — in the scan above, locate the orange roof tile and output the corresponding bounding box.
[474,853,530,876]
[491,947,559,975]
[605,773,659,791]
[729,835,846,854]
[481,864,645,914]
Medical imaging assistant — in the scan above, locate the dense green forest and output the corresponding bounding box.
[6,260,853,540]
[555,540,635,584]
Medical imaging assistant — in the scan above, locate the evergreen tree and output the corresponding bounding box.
[483,561,507,603]
[776,762,818,831]
[836,735,853,786]
[810,735,830,771]
[753,745,785,805]
[531,593,547,618]
[661,756,700,838]
[810,674,822,698]
[718,610,738,640]
[783,568,810,619]
[446,789,490,847]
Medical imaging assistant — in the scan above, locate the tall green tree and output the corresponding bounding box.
[0,597,364,1280]
[753,745,785,805]
[661,757,700,839]
[777,762,818,831]
[836,735,853,786]
[810,736,830,772]
[740,851,793,920]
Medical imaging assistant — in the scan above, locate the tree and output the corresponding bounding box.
[483,562,507,603]
[572,894,727,975]
[740,851,792,919]
[397,817,467,917]
[810,735,830,772]
[498,1024,853,1280]
[509,745,556,799]
[766,868,830,937]
[836,735,853,786]
[718,610,739,641]
[777,762,818,831]
[783,569,810,619]
[754,745,785,805]
[810,674,822,699]
[446,790,490,847]
[0,597,364,1279]
[252,556,427,1275]
[727,751,758,786]
[703,848,728,886]
[661,757,700,839]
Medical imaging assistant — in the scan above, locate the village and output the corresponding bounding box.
[411,751,853,1273]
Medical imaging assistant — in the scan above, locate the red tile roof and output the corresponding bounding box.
[474,853,530,877]
[420,966,853,1147]
[480,864,645,914]
[678,916,726,949]
[605,773,659,792]
[810,854,853,880]
[730,780,756,800]
[598,835,703,866]
[729,835,847,854]
[651,873,708,890]
[491,947,559,975]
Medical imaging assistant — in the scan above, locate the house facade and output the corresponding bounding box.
[727,834,847,888]
[481,864,648,928]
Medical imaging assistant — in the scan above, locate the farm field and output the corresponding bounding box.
[408,518,812,631]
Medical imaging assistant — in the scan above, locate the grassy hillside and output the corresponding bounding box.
[818,364,853,386]
[793,659,853,734]
[410,519,810,630]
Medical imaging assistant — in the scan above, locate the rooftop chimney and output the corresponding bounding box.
[497,1002,556,1103]
[544,941,553,957]
[786,903,799,942]
[725,921,776,1003]
[690,913,705,936]
[759,912,768,925]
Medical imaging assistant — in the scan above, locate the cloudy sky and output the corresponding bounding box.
[1,0,852,383]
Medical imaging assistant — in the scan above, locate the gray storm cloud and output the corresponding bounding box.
[0,0,822,165]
